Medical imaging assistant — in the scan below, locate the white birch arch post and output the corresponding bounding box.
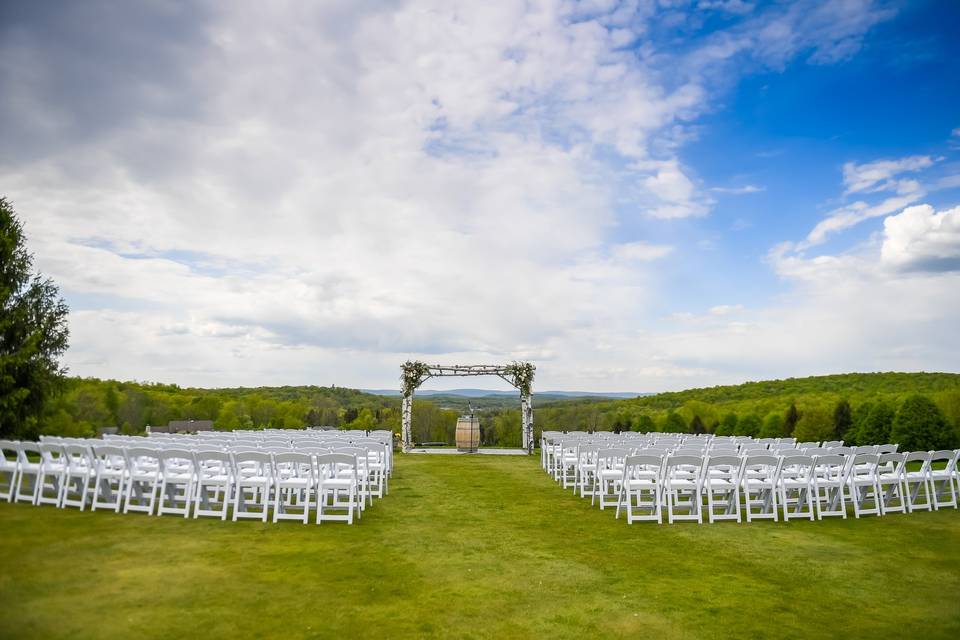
[399,361,536,454]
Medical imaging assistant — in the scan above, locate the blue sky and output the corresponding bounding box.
[1,0,958,392]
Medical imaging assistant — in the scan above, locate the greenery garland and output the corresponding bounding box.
[506,361,536,397]
[401,360,432,398]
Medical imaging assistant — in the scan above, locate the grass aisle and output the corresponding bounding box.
[1,454,959,639]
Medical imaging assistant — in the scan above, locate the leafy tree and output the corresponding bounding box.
[0,198,69,439]
[858,401,894,445]
[759,412,784,439]
[784,403,800,436]
[715,412,738,436]
[689,415,705,434]
[634,414,656,433]
[736,414,762,437]
[348,407,376,431]
[833,400,853,441]
[662,411,687,433]
[849,401,875,445]
[793,406,833,442]
[890,394,956,451]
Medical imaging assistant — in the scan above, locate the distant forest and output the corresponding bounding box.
[10,372,960,451]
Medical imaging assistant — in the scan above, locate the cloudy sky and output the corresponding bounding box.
[2,0,959,392]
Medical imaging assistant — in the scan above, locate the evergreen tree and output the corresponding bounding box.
[890,394,956,451]
[858,401,894,445]
[690,415,705,434]
[1,198,70,438]
[784,403,801,436]
[833,399,853,441]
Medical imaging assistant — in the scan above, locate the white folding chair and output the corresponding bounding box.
[36,442,68,507]
[272,452,315,524]
[14,442,42,504]
[594,448,628,509]
[664,455,704,524]
[876,452,908,515]
[316,453,359,525]
[123,447,161,515]
[904,451,934,512]
[778,455,815,521]
[193,450,233,520]
[576,445,599,499]
[156,449,196,517]
[0,440,19,502]
[812,454,849,519]
[91,444,127,512]
[616,454,664,524]
[742,454,780,522]
[846,453,881,518]
[703,455,744,523]
[232,451,273,522]
[60,444,96,510]
[928,450,958,510]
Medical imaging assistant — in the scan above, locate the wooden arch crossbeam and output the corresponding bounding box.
[400,361,536,454]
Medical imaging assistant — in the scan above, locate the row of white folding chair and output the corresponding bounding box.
[609,450,959,524]
[0,442,369,524]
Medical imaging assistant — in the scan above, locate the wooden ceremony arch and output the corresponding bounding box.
[400,361,536,454]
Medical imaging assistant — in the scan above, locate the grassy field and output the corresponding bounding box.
[1,454,959,639]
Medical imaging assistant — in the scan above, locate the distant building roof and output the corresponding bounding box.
[167,420,215,433]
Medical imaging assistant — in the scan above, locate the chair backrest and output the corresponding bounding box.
[814,454,848,480]
[821,440,844,448]
[316,453,357,479]
[665,455,704,477]
[596,448,629,469]
[92,444,127,470]
[124,447,161,474]
[272,451,314,479]
[623,454,665,480]
[63,444,94,470]
[0,440,18,465]
[829,446,854,456]
[930,450,958,472]
[232,450,273,477]
[849,453,879,479]
[17,441,41,464]
[876,444,898,454]
[878,452,906,475]
[904,451,931,465]
[705,455,743,482]
[779,455,815,480]
[39,442,65,465]
[854,445,878,454]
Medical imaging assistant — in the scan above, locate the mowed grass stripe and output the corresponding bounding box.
[1,454,958,639]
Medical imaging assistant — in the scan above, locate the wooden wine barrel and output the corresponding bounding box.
[455,414,480,452]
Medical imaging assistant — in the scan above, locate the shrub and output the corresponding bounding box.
[890,394,957,451]
[858,401,894,445]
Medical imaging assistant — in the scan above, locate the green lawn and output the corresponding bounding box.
[1,454,959,639]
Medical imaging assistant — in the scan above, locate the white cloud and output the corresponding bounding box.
[799,185,925,249]
[881,204,960,272]
[0,0,915,391]
[710,184,764,194]
[842,155,934,194]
